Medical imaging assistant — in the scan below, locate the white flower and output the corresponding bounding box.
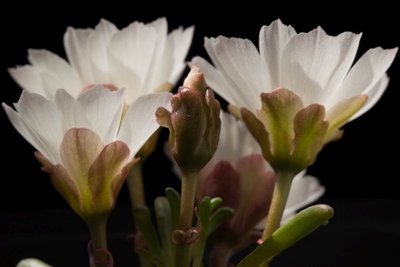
[3,87,171,220]
[193,19,397,120]
[192,20,397,171]
[10,18,194,105]
[17,259,52,267]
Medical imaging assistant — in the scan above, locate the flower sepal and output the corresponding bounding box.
[35,127,137,223]
[242,88,367,173]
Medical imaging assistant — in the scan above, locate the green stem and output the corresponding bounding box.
[262,171,295,241]
[178,172,198,230]
[127,162,146,208]
[88,219,110,267]
[176,172,198,267]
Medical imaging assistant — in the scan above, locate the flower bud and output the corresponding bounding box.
[157,66,221,176]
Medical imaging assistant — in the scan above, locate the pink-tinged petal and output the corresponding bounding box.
[292,104,328,168]
[204,37,267,111]
[88,141,132,212]
[34,151,81,215]
[234,155,275,232]
[325,94,368,142]
[60,128,104,189]
[199,161,241,210]
[112,158,137,200]
[334,47,397,104]
[259,88,304,161]
[259,19,296,89]
[241,107,273,161]
[351,74,389,120]
[118,92,172,156]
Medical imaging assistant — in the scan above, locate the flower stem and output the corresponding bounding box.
[178,172,198,230]
[259,171,295,267]
[176,172,198,267]
[262,171,295,240]
[127,162,146,208]
[88,218,111,267]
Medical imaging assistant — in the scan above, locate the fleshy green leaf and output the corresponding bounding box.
[208,207,235,235]
[165,187,181,228]
[237,204,334,267]
[154,197,175,267]
[198,196,211,225]
[210,197,223,212]
[133,205,162,258]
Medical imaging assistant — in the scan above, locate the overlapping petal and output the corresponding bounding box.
[193,19,397,119]
[10,18,194,105]
[3,86,172,220]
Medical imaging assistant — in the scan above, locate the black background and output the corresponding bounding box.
[0,3,399,214]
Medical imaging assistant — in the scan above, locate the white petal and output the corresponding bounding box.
[212,111,261,164]
[64,27,95,82]
[118,92,172,156]
[259,19,297,89]
[86,19,118,83]
[54,89,91,132]
[281,27,361,106]
[204,36,268,111]
[108,21,158,92]
[13,91,63,163]
[107,54,140,104]
[283,173,325,222]
[28,49,72,76]
[333,47,398,104]
[10,50,83,99]
[167,26,195,85]
[77,86,124,143]
[17,258,52,267]
[3,103,51,161]
[351,74,390,120]
[191,56,242,107]
[140,18,168,92]
[9,66,47,96]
